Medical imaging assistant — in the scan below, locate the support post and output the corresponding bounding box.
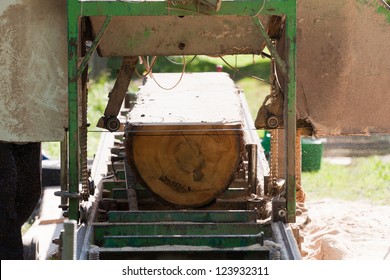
[285,1,297,223]
[60,132,68,209]
[62,220,77,260]
[246,144,258,196]
[67,0,81,221]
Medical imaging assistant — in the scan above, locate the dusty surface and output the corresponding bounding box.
[297,199,390,260]
[0,0,67,142]
[295,0,390,136]
[259,0,390,136]
[90,15,270,56]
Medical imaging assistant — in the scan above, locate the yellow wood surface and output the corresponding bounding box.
[126,72,245,207]
[126,124,243,207]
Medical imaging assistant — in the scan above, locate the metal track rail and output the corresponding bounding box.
[72,93,301,260]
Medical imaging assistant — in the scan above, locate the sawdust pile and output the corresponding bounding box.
[297,199,390,260]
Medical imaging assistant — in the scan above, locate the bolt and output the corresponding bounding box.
[278,209,287,217]
[178,42,186,50]
[267,116,279,128]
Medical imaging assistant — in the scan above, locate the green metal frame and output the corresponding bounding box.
[66,0,297,222]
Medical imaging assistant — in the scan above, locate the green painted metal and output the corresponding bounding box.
[112,188,152,200]
[103,233,264,248]
[67,0,297,223]
[76,16,112,79]
[103,180,127,191]
[285,5,297,223]
[111,189,127,199]
[96,246,269,260]
[107,210,258,223]
[93,222,271,246]
[116,170,126,180]
[69,0,291,17]
[111,187,246,200]
[252,18,287,75]
[67,0,81,221]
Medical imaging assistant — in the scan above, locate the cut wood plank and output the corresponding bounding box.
[125,73,245,207]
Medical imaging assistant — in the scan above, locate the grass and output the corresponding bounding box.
[85,72,113,158]
[42,72,114,159]
[302,156,390,205]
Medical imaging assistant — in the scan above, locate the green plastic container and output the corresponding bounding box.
[260,133,323,172]
[261,131,271,155]
[301,138,324,172]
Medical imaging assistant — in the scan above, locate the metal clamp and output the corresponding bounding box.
[272,197,287,223]
[54,191,82,200]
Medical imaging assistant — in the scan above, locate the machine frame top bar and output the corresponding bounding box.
[70,0,294,17]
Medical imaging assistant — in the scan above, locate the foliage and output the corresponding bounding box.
[302,156,390,205]
[85,72,113,158]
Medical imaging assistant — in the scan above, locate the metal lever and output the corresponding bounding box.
[97,56,138,132]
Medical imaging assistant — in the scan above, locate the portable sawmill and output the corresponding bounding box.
[0,0,389,260]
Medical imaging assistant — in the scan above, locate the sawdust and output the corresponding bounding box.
[0,0,67,142]
[297,199,390,260]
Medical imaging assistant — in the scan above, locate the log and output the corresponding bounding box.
[125,73,245,207]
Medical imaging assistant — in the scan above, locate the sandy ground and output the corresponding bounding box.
[297,199,390,260]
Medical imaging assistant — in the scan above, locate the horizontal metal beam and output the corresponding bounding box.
[107,210,258,223]
[73,0,294,17]
[93,222,272,245]
[103,180,127,191]
[103,233,264,248]
[96,246,270,260]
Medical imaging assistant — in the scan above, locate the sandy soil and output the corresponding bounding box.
[297,199,390,260]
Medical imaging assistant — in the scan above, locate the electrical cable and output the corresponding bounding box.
[149,55,187,90]
[134,55,187,90]
[135,56,158,78]
[219,56,270,84]
[164,55,197,65]
[251,0,266,18]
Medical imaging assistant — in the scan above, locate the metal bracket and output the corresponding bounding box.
[54,191,82,200]
[272,197,287,223]
[97,56,138,132]
[252,17,287,76]
[76,16,112,80]
[246,144,258,196]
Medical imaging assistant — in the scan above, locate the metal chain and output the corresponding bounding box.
[269,129,279,195]
[295,129,305,203]
[80,72,89,201]
[80,127,89,200]
[268,46,279,196]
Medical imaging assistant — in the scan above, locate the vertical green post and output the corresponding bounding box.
[285,0,297,223]
[67,0,81,221]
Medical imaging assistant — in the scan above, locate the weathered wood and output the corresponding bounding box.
[125,73,245,207]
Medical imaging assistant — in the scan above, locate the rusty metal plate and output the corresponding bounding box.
[90,15,270,56]
[0,0,67,142]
